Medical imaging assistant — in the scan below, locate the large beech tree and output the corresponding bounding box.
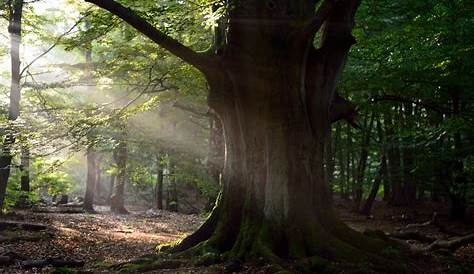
[85,0,394,264]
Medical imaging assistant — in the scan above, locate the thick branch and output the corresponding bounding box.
[84,0,214,72]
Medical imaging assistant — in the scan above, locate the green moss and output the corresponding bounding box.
[193,252,221,266]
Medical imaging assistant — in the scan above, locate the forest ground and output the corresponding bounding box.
[0,200,473,274]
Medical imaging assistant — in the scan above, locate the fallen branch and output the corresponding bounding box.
[32,206,84,214]
[389,231,437,243]
[426,233,474,251]
[0,221,47,231]
[21,258,84,269]
[0,233,51,243]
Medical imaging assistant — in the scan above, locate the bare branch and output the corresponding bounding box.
[20,14,88,77]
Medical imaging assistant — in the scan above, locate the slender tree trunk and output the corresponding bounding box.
[94,158,101,204]
[326,128,335,195]
[353,113,374,211]
[448,90,467,220]
[385,112,403,206]
[107,174,115,205]
[155,154,164,210]
[344,124,352,200]
[20,146,29,192]
[360,120,386,215]
[16,145,30,208]
[0,0,24,211]
[110,127,128,214]
[401,103,416,206]
[360,154,387,216]
[83,147,97,212]
[167,157,178,212]
[336,123,347,199]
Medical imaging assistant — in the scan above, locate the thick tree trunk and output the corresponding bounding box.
[155,155,164,210]
[0,0,24,211]
[83,147,97,212]
[110,128,128,214]
[165,0,397,261]
[88,0,402,268]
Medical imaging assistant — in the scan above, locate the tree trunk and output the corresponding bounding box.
[94,158,102,204]
[83,147,97,212]
[360,155,387,216]
[110,127,128,214]
[16,145,30,208]
[353,113,374,211]
[155,154,164,210]
[163,1,394,260]
[336,123,347,199]
[448,90,467,220]
[401,103,416,206]
[385,112,403,206]
[107,175,115,205]
[206,115,224,210]
[88,0,401,267]
[20,146,29,192]
[0,0,24,211]
[167,157,178,212]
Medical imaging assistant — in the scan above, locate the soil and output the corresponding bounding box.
[0,201,472,273]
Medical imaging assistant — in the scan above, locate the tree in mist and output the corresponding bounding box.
[110,121,128,214]
[0,0,23,210]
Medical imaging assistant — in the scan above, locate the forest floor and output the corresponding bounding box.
[0,201,473,273]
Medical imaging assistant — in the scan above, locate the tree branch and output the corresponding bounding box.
[84,0,214,72]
